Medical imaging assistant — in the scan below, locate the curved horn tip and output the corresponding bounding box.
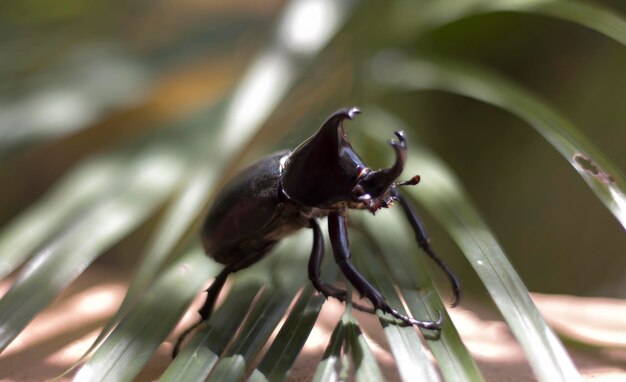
[394,130,406,141]
[347,107,361,119]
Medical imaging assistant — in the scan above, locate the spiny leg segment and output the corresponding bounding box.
[308,214,442,330]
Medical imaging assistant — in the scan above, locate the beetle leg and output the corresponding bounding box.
[328,212,442,330]
[198,266,232,319]
[308,218,375,313]
[396,192,462,307]
[172,266,232,357]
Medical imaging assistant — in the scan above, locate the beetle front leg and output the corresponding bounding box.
[308,218,375,314]
[308,218,344,299]
[396,192,461,307]
[328,212,442,330]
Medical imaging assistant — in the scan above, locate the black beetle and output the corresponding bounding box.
[174,107,460,356]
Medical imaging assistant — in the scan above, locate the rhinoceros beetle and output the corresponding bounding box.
[173,107,460,356]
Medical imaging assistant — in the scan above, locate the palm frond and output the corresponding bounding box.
[1,0,624,381]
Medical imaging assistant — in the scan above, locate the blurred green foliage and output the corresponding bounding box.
[0,0,624,380]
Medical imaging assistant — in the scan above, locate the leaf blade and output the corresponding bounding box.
[371,55,626,229]
[361,109,582,382]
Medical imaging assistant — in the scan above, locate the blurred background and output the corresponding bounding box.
[1,0,623,297]
[0,0,625,380]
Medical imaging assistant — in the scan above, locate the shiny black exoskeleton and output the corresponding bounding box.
[174,108,461,356]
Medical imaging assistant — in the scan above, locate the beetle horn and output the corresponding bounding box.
[281,107,367,206]
[353,130,407,200]
[320,106,360,147]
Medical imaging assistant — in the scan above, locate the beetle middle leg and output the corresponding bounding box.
[327,212,442,330]
[308,218,375,314]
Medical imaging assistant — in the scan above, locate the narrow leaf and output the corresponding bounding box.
[312,318,348,382]
[351,234,442,382]
[74,246,219,382]
[84,165,216,356]
[206,235,310,382]
[362,110,582,382]
[344,314,385,382]
[400,0,626,46]
[0,153,127,279]
[370,54,626,229]
[355,211,483,382]
[0,145,184,351]
[161,272,263,381]
[250,257,336,382]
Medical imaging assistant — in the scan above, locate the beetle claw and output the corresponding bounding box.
[379,304,443,330]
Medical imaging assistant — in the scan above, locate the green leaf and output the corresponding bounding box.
[344,314,384,382]
[160,271,263,381]
[0,145,185,351]
[353,224,484,382]
[351,237,442,382]
[246,286,321,382]
[85,165,217,352]
[249,255,336,382]
[0,152,127,279]
[73,246,219,382]
[370,55,626,229]
[163,232,310,381]
[402,0,626,45]
[312,317,348,382]
[205,236,309,382]
[361,109,582,382]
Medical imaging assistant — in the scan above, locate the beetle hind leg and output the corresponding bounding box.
[327,212,442,330]
[172,266,231,357]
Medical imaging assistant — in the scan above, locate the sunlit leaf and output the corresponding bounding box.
[312,317,348,382]
[74,246,219,382]
[351,237,442,382]
[160,271,262,381]
[0,145,185,351]
[205,240,308,382]
[0,153,126,279]
[344,313,385,382]
[249,254,336,382]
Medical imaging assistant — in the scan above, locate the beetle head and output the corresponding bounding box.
[282,107,414,213]
[351,130,412,212]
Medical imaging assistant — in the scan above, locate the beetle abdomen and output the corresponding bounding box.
[201,151,301,269]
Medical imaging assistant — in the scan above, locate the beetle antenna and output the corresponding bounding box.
[397,175,420,187]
